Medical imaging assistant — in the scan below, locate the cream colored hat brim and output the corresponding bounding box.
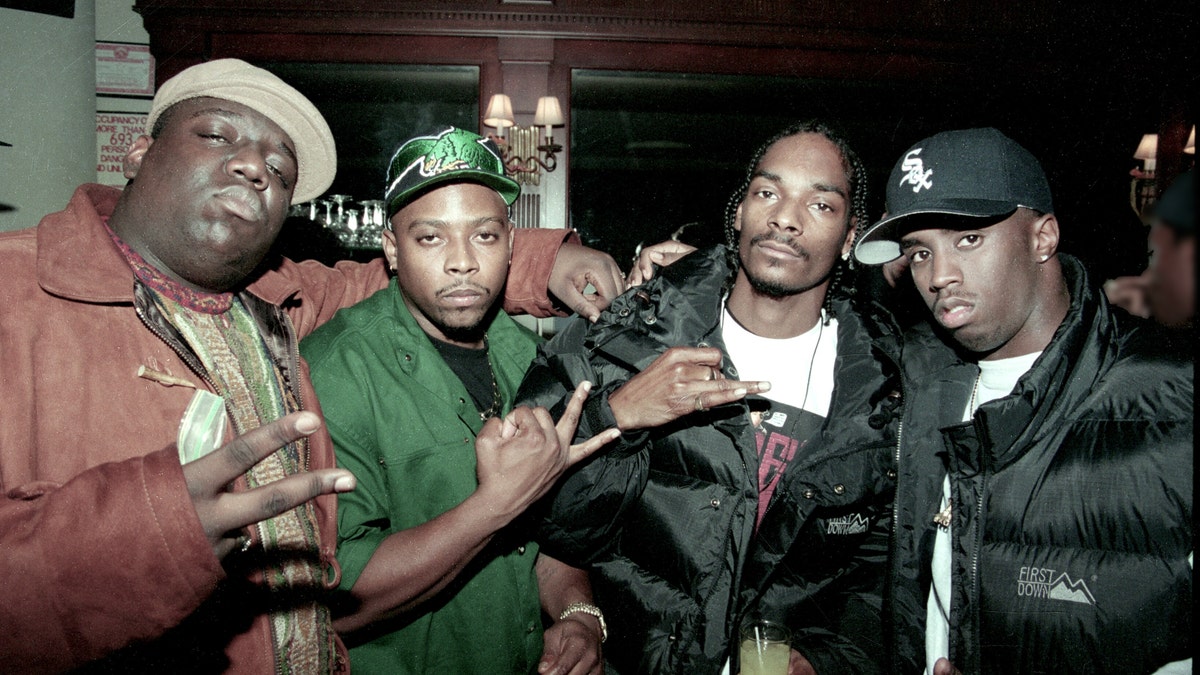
[146,58,336,204]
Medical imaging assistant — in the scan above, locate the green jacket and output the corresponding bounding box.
[301,279,543,674]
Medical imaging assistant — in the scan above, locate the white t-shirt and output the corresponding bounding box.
[719,308,838,675]
[720,308,838,417]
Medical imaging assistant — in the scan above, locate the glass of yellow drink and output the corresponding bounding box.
[739,618,790,675]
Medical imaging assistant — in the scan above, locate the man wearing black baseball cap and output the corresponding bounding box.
[303,127,616,675]
[855,128,1193,674]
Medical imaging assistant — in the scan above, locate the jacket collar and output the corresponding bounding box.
[37,184,133,303]
[970,255,1106,470]
[582,245,732,372]
[37,183,296,308]
[911,255,1107,472]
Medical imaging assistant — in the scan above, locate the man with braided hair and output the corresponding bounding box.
[517,120,901,674]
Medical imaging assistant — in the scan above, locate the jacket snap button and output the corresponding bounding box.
[887,469,897,479]
[668,634,677,642]
[697,341,710,348]
[463,437,470,444]
[459,397,466,405]
[710,499,720,508]
[803,489,815,499]
[644,315,657,324]
[618,308,631,317]
[518,545,526,555]
[833,484,846,495]
[404,354,412,361]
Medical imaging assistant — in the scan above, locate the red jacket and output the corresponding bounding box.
[0,184,572,672]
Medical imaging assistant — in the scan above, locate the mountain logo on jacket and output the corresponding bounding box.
[1017,566,1096,606]
[824,513,870,536]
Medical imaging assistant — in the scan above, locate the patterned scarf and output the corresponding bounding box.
[110,225,335,672]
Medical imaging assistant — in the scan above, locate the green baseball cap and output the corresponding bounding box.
[384,127,520,219]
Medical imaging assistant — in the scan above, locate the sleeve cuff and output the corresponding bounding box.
[505,228,580,317]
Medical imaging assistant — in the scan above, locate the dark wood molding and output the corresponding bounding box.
[133,0,1065,85]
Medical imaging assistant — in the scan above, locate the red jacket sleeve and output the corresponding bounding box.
[505,227,580,317]
[0,447,222,671]
[260,227,578,340]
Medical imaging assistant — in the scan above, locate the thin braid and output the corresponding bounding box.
[723,120,870,324]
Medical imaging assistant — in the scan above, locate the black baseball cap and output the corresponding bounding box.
[854,127,1054,265]
[1153,170,1194,234]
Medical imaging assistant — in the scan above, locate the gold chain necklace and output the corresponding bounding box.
[479,335,501,422]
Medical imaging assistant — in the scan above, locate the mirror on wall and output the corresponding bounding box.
[569,67,1157,281]
[262,63,479,262]
[569,68,997,269]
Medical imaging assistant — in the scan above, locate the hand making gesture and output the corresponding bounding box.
[607,346,770,431]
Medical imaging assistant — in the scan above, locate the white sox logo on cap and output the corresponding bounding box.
[899,148,933,193]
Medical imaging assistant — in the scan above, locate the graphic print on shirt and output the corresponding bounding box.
[753,399,824,526]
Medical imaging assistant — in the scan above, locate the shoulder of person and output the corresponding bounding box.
[495,309,543,341]
[300,286,397,364]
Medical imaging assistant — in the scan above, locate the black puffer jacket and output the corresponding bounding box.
[886,255,1193,674]
[517,246,901,674]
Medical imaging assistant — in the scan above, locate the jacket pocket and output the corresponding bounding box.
[619,469,743,599]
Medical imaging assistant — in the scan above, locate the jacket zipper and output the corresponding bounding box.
[281,309,308,473]
[134,303,218,395]
[888,420,904,672]
[965,465,986,670]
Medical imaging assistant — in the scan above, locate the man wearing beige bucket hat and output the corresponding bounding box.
[0,58,622,672]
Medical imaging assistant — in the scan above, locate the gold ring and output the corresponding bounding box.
[694,394,705,412]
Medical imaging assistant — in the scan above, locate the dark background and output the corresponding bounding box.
[139,0,1196,282]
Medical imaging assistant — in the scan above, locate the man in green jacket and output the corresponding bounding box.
[302,127,618,674]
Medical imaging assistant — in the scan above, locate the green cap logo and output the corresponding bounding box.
[384,127,521,218]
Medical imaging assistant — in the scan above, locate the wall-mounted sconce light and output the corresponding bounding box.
[483,93,564,185]
[1130,133,1157,221]
[1185,126,1195,155]
[1133,134,1158,175]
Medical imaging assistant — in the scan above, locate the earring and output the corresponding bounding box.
[1039,254,1049,262]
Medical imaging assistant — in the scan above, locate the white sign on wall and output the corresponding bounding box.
[95,42,155,97]
[96,112,148,185]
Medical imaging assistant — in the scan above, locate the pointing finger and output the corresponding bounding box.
[189,412,321,493]
[218,468,355,534]
[554,380,591,447]
[660,345,724,368]
[567,427,620,466]
[694,380,771,412]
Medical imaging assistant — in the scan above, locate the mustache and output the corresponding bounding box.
[749,232,809,260]
[436,282,491,299]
